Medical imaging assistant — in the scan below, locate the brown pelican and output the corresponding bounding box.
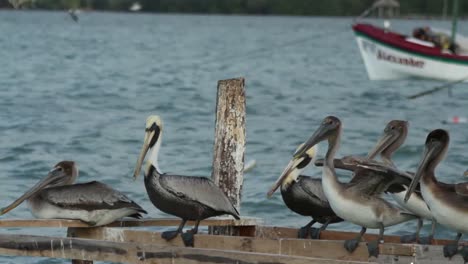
[133,115,240,247]
[405,129,468,260]
[366,120,434,244]
[318,120,434,244]
[267,144,343,239]
[0,161,146,226]
[290,116,416,257]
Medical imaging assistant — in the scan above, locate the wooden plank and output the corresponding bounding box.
[67,228,93,264]
[412,244,466,264]
[255,226,466,246]
[211,77,246,210]
[71,228,415,262]
[0,217,261,228]
[0,233,368,264]
[71,227,280,254]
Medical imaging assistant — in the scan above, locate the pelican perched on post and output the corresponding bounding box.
[133,115,240,247]
[0,161,146,226]
[405,129,468,260]
[290,116,415,257]
[267,144,343,239]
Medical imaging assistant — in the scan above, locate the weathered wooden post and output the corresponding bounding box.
[210,77,246,235]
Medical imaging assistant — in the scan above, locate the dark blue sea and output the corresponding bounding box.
[0,10,467,263]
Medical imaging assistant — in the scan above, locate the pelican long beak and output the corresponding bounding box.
[404,143,437,202]
[293,125,329,159]
[367,131,397,160]
[133,130,155,180]
[0,167,66,215]
[267,157,304,197]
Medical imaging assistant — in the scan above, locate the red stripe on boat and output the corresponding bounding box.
[352,23,468,62]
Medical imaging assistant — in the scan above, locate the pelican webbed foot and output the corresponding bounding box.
[310,219,331,240]
[297,226,310,239]
[367,223,384,257]
[400,233,418,244]
[443,243,459,259]
[181,231,195,247]
[161,219,187,241]
[297,219,316,239]
[344,238,360,253]
[161,230,180,241]
[459,246,468,263]
[344,227,367,253]
[367,240,381,258]
[443,233,463,259]
[181,220,200,247]
[418,235,433,245]
[310,227,320,239]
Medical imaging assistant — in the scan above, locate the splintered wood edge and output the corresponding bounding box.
[0,217,263,228]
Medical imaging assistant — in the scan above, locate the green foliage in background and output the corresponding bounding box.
[1,0,467,16]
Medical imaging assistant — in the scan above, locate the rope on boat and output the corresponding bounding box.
[407,75,468,99]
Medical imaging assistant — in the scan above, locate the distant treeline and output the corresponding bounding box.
[0,0,466,16]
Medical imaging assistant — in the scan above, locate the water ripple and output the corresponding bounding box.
[0,11,467,263]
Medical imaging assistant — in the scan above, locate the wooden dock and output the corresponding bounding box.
[0,218,466,263]
[0,78,465,263]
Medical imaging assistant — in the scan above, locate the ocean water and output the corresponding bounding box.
[0,10,467,263]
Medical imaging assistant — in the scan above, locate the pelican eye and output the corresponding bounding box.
[57,167,63,172]
[323,119,333,125]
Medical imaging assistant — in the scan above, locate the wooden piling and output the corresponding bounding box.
[209,78,245,235]
[211,77,246,209]
[210,78,246,236]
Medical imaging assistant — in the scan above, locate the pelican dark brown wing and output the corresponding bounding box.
[316,156,416,195]
[279,176,343,239]
[39,181,147,214]
[160,174,240,219]
[346,168,410,196]
[297,176,330,208]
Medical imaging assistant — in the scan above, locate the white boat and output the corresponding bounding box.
[129,2,142,12]
[353,23,468,81]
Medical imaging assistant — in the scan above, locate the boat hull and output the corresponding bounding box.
[353,24,468,81]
